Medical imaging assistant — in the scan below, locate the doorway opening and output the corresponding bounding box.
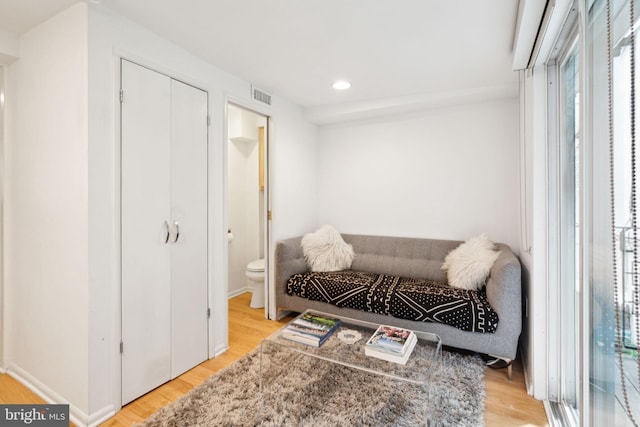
[226,103,270,317]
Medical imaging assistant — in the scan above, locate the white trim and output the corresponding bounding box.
[544,399,579,427]
[0,65,4,372]
[207,83,223,363]
[543,400,556,427]
[546,25,581,405]
[576,1,589,424]
[218,94,231,358]
[228,288,251,299]
[87,405,115,427]
[533,0,577,69]
[546,59,561,403]
[530,62,551,401]
[223,95,274,321]
[519,70,532,255]
[110,50,123,417]
[213,345,229,358]
[111,49,212,101]
[513,0,549,70]
[114,52,216,410]
[538,0,582,413]
[227,94,273,118]
[519,0,582,403]
[522,348,534,395]
[266,117,277,321]
[7,364,89,427]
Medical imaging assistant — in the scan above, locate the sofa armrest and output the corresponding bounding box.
[486,244,522,347]
[275,236,307,307]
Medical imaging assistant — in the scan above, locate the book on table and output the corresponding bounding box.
[364,325,417,365]
[281,312,342,347]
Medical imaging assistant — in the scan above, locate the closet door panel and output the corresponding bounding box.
[169,79,209,377]
[121,60,172,404]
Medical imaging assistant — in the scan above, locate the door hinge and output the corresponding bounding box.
[267,210,272,220]
[207,307,211,318]
[119,89,124,103]
[120,341,124,354]
[207,115,210,126]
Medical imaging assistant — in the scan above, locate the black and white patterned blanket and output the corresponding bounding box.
[286,270,498,333]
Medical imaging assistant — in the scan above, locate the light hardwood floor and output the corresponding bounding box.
[0,293,548,426]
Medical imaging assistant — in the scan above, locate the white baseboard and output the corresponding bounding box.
[8,364,88,426]
[214,344,229,357]
[87,404,115,427]
[228,287,250,299]
[519,345,534,396]
[5,363,117,427]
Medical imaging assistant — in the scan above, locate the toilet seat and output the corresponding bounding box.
[247,258,265,273]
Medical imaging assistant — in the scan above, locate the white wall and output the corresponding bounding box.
[267,105,319,319]
[271,110,319,240]
[0,29,18,64]
[316,98,520,250]
[86,3,318,422]
[88,5,257,418]
[0,2,318,425]
[4,1,89,418]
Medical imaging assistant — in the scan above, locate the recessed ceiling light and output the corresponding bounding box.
[332,80,351,90]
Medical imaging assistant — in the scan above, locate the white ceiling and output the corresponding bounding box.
[0,0,520,110]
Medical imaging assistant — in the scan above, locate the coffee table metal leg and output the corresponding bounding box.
[259,340,264,392]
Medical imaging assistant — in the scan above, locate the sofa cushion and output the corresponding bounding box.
[342,234,457,281]
[441,234,501,291]
[286,270,499,333]
[301,225,355,272]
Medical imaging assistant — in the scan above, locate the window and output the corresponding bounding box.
[587,0,640,424]
[546,15,581,423]
[559,39,580,412]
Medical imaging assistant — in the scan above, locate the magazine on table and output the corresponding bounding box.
[364,325,417,364]
[281,311,342,347]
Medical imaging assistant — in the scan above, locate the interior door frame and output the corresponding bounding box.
[0,66,5,370]
[223,96,273,319]
[116,55,213,409]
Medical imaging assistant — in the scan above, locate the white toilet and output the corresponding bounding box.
[246,258,265,308]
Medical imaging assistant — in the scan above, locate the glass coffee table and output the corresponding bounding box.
[259,310,442,393]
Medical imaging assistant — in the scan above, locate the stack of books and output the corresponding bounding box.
[281,312,342,347]
[364,325,417,365]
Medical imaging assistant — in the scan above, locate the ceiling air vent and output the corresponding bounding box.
[251,85,272,106]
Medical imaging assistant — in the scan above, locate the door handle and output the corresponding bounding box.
[173,221,180,243]
[163,221,170,244]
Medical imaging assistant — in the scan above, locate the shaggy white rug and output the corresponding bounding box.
[139,344,485,427]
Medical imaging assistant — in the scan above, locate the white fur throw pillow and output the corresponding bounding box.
[441,234,501,291]
[301,225,355,272]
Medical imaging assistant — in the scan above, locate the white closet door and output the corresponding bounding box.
[121,60,172,404]
[169,79,208,377]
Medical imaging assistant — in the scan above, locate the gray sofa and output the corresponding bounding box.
[275,233,522,365]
